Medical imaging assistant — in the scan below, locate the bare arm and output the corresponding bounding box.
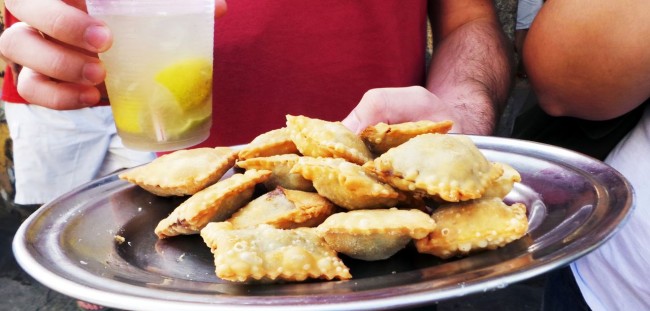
[524,0,650,120]
[342,0,513,135]
[426,0,514,134]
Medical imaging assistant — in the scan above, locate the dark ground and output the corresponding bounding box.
[0,79,543,311]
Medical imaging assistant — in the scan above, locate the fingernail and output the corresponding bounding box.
[84,25,111,51]
[82,62,105,85]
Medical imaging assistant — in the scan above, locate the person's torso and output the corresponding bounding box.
[202,0,429,146]
[571,105,650,311]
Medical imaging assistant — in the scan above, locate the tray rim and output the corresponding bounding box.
[12,134,635,311]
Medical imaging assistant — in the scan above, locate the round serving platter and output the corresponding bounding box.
[13,135,634,311]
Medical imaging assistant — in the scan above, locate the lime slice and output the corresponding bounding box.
[167,114,211,140]
[155,58,213,111]
[149,96,211,141]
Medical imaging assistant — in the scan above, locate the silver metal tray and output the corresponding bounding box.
[13,135,634,311]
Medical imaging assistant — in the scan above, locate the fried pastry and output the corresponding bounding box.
[415,197,528,259]
[200,222,352,282]
[317,208,436,260]
[360,120,454,154]
[483,163,522,199]
[286,114,373,165]
[154,169,272,239]
[237,127,299,160]
[119,147,238,196]
[291,157,400,210]
[363,133,503,202]
[227,186,336,229]
[236,154,314,192]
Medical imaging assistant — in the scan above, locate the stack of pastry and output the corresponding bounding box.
[119,115,528,283]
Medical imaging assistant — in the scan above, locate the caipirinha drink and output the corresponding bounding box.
[87,0,215,151]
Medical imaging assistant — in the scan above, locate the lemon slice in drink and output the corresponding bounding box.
[155,58,213,110]
[112,100,144,134]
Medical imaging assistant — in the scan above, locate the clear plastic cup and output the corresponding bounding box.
[86,0,215,151]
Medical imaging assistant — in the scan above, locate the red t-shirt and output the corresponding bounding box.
[1,8,27,103]
[205,0,428,146]
[2,1,429,147]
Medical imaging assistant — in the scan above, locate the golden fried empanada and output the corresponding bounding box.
[482,162,522,199]
[291,157,400,210]
[237,127,299,160]
[317,208,436,260]
[200,222,352,282]
[363,133,503,202]
[236,154,314,192]
[154,169,272,239]
[360,120,454,154]
[415,197,528,259]
[286,115,373,165]
[119,147,238,196]
[227,186,336,229]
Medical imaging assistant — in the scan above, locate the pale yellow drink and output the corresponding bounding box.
[87,1,214,151]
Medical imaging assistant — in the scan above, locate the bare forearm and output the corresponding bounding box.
[426,18,514,135]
